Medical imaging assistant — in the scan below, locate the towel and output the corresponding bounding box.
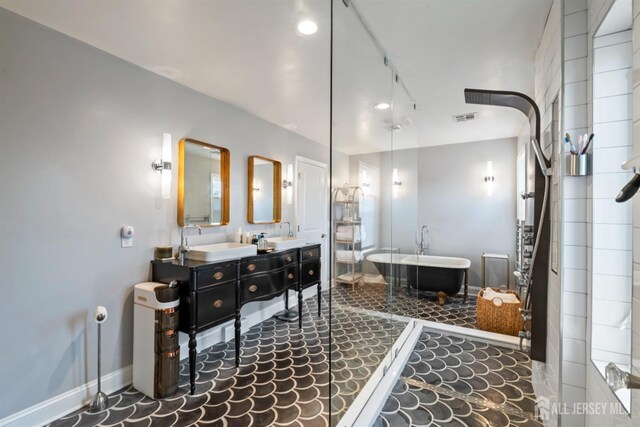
[336,250,363,262]
[336,225,366,242]
[481,288,520,304]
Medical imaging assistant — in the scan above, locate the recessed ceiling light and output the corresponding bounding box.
[297,20,318,36]
[374,102,390,110]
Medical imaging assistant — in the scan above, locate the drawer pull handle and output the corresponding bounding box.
[249,284,258,292]
[213,299,223,308]
[308,270,314,276]
[214,272,224,280]
[247,264,256,272]
[165,330,176,337]
[308,252,314,258]
[286,256,292,262]
[288,273,294,280]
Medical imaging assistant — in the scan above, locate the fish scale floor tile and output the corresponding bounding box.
[48,293,405,427]
[332,282,478,329]
[374,329,543,427]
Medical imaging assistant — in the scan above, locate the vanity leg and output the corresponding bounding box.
[234,311,241,368]
[235,266,241,368]
[188,333,197,395]
[317,282,321,316]
[298,287,304,329]
[284,291,289,311]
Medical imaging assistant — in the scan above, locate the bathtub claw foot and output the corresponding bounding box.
[437,291,447,306]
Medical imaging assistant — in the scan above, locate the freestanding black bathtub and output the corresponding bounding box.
[367,254,471,305]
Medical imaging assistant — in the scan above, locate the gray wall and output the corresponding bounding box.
[0,9,342,418]
[347,139,516,287]
[416,138,517,287]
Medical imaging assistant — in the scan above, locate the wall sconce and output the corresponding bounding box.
[393,168,402,186]
[485,161,495,196]
[152,133,172,200]
[282,164,294,205]
[392,168,402,199]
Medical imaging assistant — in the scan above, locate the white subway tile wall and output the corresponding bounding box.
[528,3,563,425]
[561,1,589,424]
[582,0,640,424]
[590,12,634,415]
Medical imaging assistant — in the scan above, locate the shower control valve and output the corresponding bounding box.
[521,192,535,200]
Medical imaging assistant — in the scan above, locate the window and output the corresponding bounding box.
[358,162,379,251]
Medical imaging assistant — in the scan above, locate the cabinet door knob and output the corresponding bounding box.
[213,299,223,308]
[288,273,294,280]
[308,252,314,258]
[214,272,224,280]
[249,284,258,292]
[308,270,314,276]
[247,264,256,272]
[286,256,292,262]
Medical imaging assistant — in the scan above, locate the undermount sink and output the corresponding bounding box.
[268,236,307,250]
[186,242,257,262]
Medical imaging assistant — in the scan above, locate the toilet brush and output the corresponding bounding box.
[88,306,109,413]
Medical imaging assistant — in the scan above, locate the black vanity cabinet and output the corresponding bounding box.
[235,249,299,365]
[150,244,322,395]
[151,259,238,395]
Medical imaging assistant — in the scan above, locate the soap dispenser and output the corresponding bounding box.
[257,233,269,251]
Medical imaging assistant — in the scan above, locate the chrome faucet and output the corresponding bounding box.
[281,221,293,237]
[179,224,202,264]
[415,225,430,255]
[606,362,640,390]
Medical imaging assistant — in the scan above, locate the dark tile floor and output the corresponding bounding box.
[48,294,405,427]
[374,330,542,427]
[333,281,478,329]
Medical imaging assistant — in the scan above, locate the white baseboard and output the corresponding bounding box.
[0,366,132,427]
[1,286,324,427]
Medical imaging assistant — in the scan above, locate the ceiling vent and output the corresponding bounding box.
[452,112,477,123]
[386,124,404,132]
[384,116,410,131]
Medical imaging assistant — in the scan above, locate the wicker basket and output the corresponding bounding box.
[476,288,523,337]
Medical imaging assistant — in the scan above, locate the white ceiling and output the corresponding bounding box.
[1,0,551,154]
[354,0,552,149]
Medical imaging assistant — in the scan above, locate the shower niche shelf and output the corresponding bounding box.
[565,153,591,176]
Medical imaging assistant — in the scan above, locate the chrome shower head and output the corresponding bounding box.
[530,138,552,176]
[616,154,640,203]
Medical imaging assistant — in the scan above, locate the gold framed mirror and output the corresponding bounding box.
[178,138,230,227]
[248,156,282,224]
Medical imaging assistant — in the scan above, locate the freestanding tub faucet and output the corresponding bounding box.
[179,224,202,263]
[415,225,430,255]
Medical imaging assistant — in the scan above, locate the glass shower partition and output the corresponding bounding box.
[329,0,419,424]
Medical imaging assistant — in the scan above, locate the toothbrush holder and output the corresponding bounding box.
[566,153,591,176]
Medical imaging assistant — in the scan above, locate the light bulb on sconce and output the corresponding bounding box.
[485,161,495,196]
[282,164,294,205]
[152,133,172,200]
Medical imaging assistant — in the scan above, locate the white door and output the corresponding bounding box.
[296,156,329,284]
